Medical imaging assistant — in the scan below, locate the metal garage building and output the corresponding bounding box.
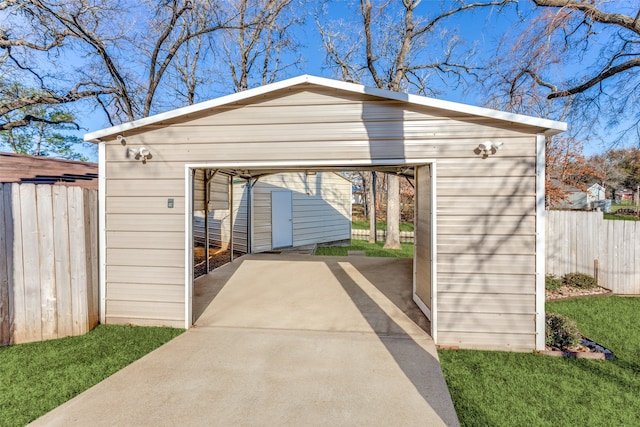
[85,75,565,351]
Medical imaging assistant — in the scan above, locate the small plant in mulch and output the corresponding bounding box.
[545,275,562,291]
[562,272,598,289]
[546,312,581,350]
[544,312,614,360]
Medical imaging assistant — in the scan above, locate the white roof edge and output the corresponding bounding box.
[84,74,566,142]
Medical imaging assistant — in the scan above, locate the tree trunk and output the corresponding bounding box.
[384,174,401,249]
[365,171,377,243]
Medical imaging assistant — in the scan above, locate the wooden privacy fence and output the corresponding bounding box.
[546,210,640,294]
[0,183,99,346]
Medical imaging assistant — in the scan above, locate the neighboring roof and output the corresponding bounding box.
[0,152,98,189]
[85,75,567,142]
[549,178,581,194]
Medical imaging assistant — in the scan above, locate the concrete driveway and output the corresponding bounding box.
[31,254,459,426]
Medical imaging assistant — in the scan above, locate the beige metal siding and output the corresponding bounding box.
[104,85,539,349]
[193,170,229,212]
[193,179,249,252]
[435,155,537,351]
[252,172,351,252]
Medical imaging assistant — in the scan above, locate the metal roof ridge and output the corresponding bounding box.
[84,74,566,142]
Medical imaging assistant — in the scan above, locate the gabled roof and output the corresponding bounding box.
[84,74,566,142]
[0,152,98,189]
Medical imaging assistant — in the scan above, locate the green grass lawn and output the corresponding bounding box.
[0,324,183,426]
[439,296,640,426]
[610,201,636,212]
[316,239,414,258]
[604,213,640,221]
[351,220,414,232]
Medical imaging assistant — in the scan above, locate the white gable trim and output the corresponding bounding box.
[85,75,566,142]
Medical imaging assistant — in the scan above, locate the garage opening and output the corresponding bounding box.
[185,160,436,338]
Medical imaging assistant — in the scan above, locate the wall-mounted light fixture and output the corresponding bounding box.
[126,146,152,164]
[138,147,151,164]
[477,141,504,158]
[117,135,126,145]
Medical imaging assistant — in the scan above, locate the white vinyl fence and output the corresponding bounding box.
[0,183,99,346]
[351,229,414,242]
[546,210,640,294]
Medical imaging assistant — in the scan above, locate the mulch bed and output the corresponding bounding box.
[545,285,612,301]
[193,246,243,279]
[542,338,615,360]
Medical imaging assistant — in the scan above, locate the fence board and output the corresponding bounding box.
[53,186,73,338]
[69,187,88,336]
[8,185,26,343]
[86,189,99,329]
[546,210,640,294]
[36,185,57,340]
[19,185,42,342]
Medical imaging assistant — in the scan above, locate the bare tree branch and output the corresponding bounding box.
[533,0,640,34]
[0,113,79,131]
[528,0,640,99]
[548,57,640,99]
[0,30,69,51]
[216,0,302,93]
[1,87,110,117]
[25,0,138,120]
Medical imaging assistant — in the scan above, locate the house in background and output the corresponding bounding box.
[616,188,635,202]
[193,171,352,253]
[0,152,98,189]
[587,183,606,205]
[553,182,607,210]
[351,186,364,205]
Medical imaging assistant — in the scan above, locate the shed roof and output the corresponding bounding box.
[0,152,98,189]
[85,75,566,142]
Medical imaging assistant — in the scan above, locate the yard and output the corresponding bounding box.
[5,240,638,426]
[439,296,640,426]
[315,239,414,258]
[607,200,640,220]
[0,325,182,426]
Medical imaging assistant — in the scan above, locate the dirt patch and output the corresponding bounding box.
[194,245,243,279]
